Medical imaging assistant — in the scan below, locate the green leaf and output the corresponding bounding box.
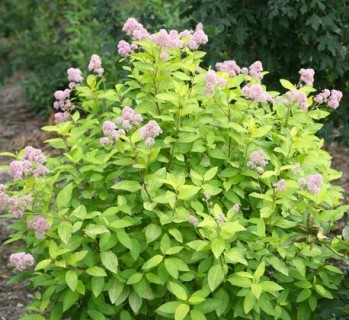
[58,221,72,244]
[293,258,306,277]
[120,310,132,320]
[100,251,118,274]
[84,224,109,236]
[127,273,143,285]
[87,310,105,320]
[254,261,265,281]
[228,275,252,288]
[156,301,181,315]
[221,221,245,235]
[129,291,142,314]
[296,289,312,302]
[91,277,105,297]
[208,264,225,292]
[243,291,256,314]
[165,246,183,255]
[46,138,66,149]
[35,259,51,271]
[175,303,190,320]
[86,266,107,277]
[142,255,164,270]
[65,270,78,291]
[178,185,201,200]
[203,167,218,181]
[109,219,134,229]
[56,183,73,208]
[67,250,88,265]
[251,283,262,299]
[108,281,124,304]
[165,258,179,279]
[224,247,247,265]
[63,290,79,312]
[169,229,183,243]
[315,284,333,299]
[211,238,225,259]
[168,281,188,300]
[20,315,45,320]
[111,180,142,192]
[280,79,295,90]
[71,205,87,219]
[260,281,283,292]
[267,256,289,276]
[116,230,133,250]
[145,223,162,243]
[190,310,207,320]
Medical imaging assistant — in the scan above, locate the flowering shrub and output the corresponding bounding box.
[1,18,349,320]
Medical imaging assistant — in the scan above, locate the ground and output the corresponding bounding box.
[0,81,348,319]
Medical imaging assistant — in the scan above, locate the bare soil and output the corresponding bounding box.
[0,81,348,319]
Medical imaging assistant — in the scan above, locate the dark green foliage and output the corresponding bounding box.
[180,0,349,143]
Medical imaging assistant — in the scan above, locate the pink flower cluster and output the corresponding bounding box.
[188,214,199,227]
[53,66,84,123]
[203,70,227,94]
[67,68,83,89]
[8,195,32,218]
[314,89,343,109]
[247,150,268,173]
[216,60,241,77]
[116,107,143,130]
[53,89,72,111]
[120,18,208,53]
[292,162,301,175]
[299,68,315,86]
[9,252,35,271]
[27,216,50,239]
[54,112,70,124]
[88,54,104,76]
[232,204,240,213]
[53,88,73,124]
[216,212,226,227]
[248,61,264,80]
[242,84,274,103]
[118,40,138,57]
[186,23,208,50]
[140,120,163,146]
[0,185,9,213]
[122,17,149,40]
[8,147,49,180]
[302,174,323,194]
[100,121,126,145]
[284,90,308,111]
[151,29,184,49]
[273,179,286,191]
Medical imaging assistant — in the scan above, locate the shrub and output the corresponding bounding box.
[1,18,348,320]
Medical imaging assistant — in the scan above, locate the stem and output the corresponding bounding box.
[152,49,162,115]
[168,97,182,168]
[284,105,291,128]
[238,144,250,174]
